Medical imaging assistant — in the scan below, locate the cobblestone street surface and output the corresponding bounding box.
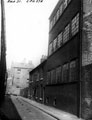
[11,95,84,120]
[11,95,56,120]
[0,95,84,120]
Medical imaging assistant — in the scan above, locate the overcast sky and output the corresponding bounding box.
[4,0,59,68]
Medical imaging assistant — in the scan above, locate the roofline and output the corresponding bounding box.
[29,60,47,74]
[49,0,63,20]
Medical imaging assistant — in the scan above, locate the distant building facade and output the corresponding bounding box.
[6,69,13,94]
[9,61,34,95]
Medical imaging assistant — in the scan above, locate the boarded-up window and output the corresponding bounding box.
[69,60,78,82]
[47,72,51,84]
[51,69,56,84]
[56,66,61,83]
[62,63,69,82]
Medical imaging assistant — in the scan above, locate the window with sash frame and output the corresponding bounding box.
[57,32,63,48]
[63,0,68,10]
[48,42,53,56]
[69,60,78,82]
[56,9,60,21]
[53,38,57,52]
[51,69,56,84]
[63,24,70,44]
[62,63,69,82]
[71,13,79,36]
[56,66,61,83]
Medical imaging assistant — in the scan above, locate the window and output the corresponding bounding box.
[40,69,43,80]
[48,43,53,56]
[53,38,57,52]
[53,16,56,26]
[53,97,57,106]
[34,74,36,81]
[37,73,39,81]
[17,68,21,71]
[29,75,32,82]
[50,15,57,30]
[52,19,54,28]
[63,24,70,43]
[32,75,34,82]
[57,32,63,48]
[60,3,63,15]
[51,70,53,83]
[60,0,71,16]
[17,71,20,74]
[63,0,68,10]
[56,9,60,21]
[51,69,56,84]
[40,85,43,101]
[47,72,51,84]
[89,0,92,3]
[56,66,61,83]
[46,97,49,104]
[69,60,78,82]
[50,21,53,30]
[49,0,71,31]
[71,13,79,36]
[62,63,69,82]
[34,73,39,81]
[67,0,71,4]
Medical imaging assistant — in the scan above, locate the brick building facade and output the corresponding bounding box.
[29,0,92,119]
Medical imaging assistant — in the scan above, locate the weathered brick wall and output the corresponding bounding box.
[82,13,92,66]
[81,65,92,119]
[83,0,92,15]
[45,83,78,115]
[81,1,92,119]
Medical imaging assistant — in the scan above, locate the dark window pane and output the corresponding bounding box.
[69,60,78,82]
[62,63,69,82]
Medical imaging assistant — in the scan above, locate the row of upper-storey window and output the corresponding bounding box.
[50,0,71,30]
[48,13,79,56]
[47,59,78,85]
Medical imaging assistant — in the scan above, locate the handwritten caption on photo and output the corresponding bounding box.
[7,0,43,3]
